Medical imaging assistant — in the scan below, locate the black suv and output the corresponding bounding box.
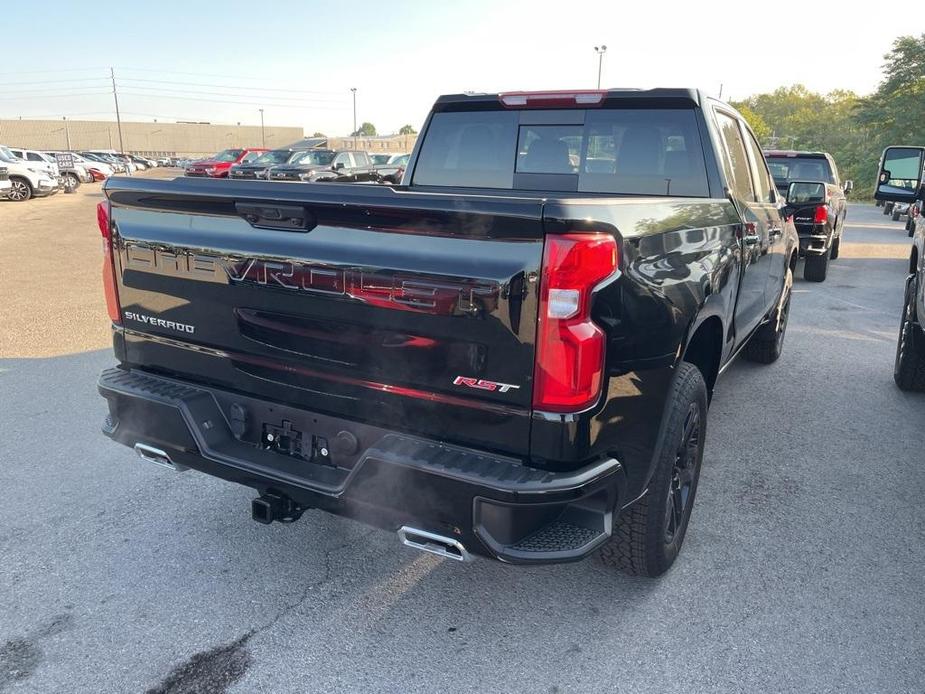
[229,149,305,180]
[268,150,378,183]
[765,150,852,282]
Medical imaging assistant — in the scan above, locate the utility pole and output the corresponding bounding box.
[594,45,607,89]
[350,87,357,149]
[63,117,71,150]
[110,67,125,154]
[718,83,724,100]
[259,108,265,147]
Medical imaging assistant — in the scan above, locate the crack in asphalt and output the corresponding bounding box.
[144,527,378,694]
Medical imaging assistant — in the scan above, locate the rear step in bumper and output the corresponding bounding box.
[98,367,625,564]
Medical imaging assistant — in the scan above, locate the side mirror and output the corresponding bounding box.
[334,162,345,171]
[786,181,826,205]
[843,180,853,194]
[874,146,925,203]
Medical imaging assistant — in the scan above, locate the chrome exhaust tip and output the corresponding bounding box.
[133,443,187,472]
[398,526,471,562]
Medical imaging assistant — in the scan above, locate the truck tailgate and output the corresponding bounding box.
[106,177,544,456]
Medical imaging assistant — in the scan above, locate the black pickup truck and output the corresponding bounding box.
[764,150,851,282]
[97,89,799,577]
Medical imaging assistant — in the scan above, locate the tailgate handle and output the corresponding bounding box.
[235,203,315,232]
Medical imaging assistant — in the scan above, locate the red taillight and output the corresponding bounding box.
[97,200,121,324]
[533,233,618,412]
[499,90,606,109]
[813,205,828,224]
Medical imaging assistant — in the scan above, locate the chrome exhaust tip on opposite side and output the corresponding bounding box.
[398,526,471,562]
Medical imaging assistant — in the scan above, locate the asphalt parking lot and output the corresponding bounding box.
[1,175,924,693]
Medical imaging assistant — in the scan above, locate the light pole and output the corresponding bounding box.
[258,108,265,147]
[110,67,125,154]
[63,117,71,150]
[594,45,607,89]
[350,87,357,149]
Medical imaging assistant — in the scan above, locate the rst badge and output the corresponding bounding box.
[453,376,520,393]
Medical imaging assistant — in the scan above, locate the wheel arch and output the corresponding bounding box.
[8,174,34,189]
[680,313,724,397]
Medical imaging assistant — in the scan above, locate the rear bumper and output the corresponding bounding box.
[797,223,832,256]
[98,367,625,564]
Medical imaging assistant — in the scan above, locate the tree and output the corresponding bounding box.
[731,84,869,193]
[312,131,326,138]
[734,104,772,143]
[398,124,417,135]
[351,122,377,137]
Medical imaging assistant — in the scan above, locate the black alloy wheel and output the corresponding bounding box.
[664,404,701,544]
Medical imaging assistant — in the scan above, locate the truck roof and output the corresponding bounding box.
[764,150,830,158]
[433,88,706,111]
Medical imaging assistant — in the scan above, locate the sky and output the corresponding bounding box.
[0,0,906,136]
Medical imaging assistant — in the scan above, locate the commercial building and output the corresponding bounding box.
[0,119,418,157]
[0,118,303,158]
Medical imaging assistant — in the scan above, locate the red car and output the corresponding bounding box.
[185,148,267,178]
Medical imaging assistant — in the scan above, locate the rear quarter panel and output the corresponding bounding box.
[536,197,741,497]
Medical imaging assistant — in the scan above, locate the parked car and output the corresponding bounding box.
[228,149,305,180]
[371,152,410,184]
[80,152,127,174]
[0,164,12,200]
[185,148,267,178]
[0,145,59,200]
[87,151,137,174]
[98,88,800,577]
[907,197,922,237]
[6,147,60,179]
[891,202,909,222]
[764,150,851,282]
[268,149,378,183]
[875,146,925,390]
[42,151,94,189]
[66,151,115,179]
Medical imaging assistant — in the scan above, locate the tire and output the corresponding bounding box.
[64,173,80,192]
[743,267,793,364]
[7,177,32,202]
[804,252,829,282]
[884,202,894,215]
[597,362,708,577]
[829,235,840,260]
[894,274,925,391]
[892,208,902,222]
[907,217,915,237]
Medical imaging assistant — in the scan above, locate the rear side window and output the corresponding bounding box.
[741,130,774,203]
[715,112,754,201]
[413,108,710,196]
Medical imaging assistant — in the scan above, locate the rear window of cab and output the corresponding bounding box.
[412,108,710,196]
